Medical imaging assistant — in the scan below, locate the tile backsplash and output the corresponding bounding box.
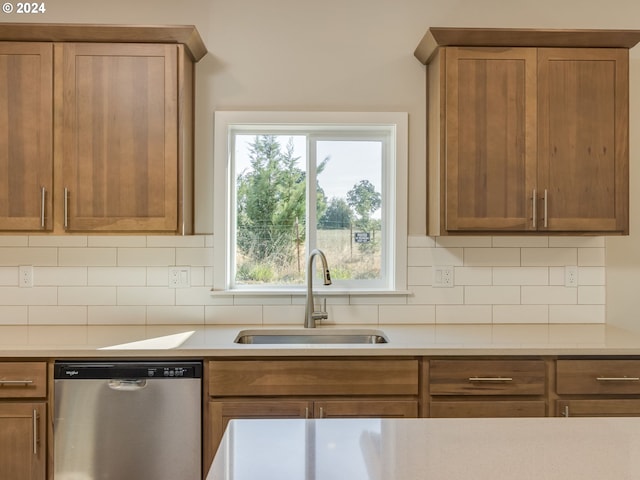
[0,234,605,326]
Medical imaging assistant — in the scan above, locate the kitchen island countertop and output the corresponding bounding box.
[207,416,640,480]
[3,323,640,357]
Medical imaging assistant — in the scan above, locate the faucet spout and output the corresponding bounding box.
[304,249,332,328]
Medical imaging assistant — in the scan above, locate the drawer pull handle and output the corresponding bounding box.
[468,377,513,382]
[596,376,640,382]
[0,380,34,385]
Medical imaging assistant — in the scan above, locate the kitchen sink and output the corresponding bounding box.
[234,328,389,344]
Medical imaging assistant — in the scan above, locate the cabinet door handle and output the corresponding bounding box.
[305,407,309,419]
[543,189,548,228]
[0,379,34,385]
[562,405,569,417]
[40,187,46,228]
[468,377,513,382]
[596,376,640,382]
[64,187,69,229]
[33,409,38,455]
[532,189,537,228]
[318,407,324,418]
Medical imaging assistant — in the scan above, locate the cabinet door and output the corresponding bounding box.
[0,402,46,480]
[0,43,53,231]
[59,43,179,232]
[314,399,418,418]
[444,47,537,231]
[538,48,628,233]
[558,399,640,417]
[430,400,546,418]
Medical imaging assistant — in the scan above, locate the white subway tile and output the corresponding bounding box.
[325,304,378,325]
[147,235,206,247]
[465,248,520,267]
[379,305,436,324]
[205,235,214,247]
[435,305,492,324]
[234,295,292,306]
[433,248,464,266]
[455,267,492,285]
[146,267,169,286]
[117,286,174,306]
[88,267,147,286]
[350,294,406,305]
[492,236,549,247]
[549,267,565,286]
[408,286,464,305]
[0,306,27,325]
[0,248,58,266]
[88,236,147,247]
[465,286,520,305]
[205,305,262,325]
[147,306,205,325]
[578,286,605,305]
[435,236,492,248]
[521,248,577,266]
[408,235,435,248]
[176,247,214,266]
[549,305,605,323]
[492,305,549,324]
[59,287,117,305]
[59,248,117,266]
[190,267,206,286]
[36,267,87,286]
[263,305,305,325]
[117,248,175,266]
[0,287,58,305]
[88,306,147,325]
[407,248,433,267]
[521,286,577,305]
[493,267,548,286]
[578,267,605,286]
[29,306,87,325]
[549,236,605,248]
[408,266,431,286]
[0,267,17,286]
[0,236,28,247]
[29,236,87,247]
[578,248,605,266]
[178,287,234,306]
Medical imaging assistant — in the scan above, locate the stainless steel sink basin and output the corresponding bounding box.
[234,328,388,344]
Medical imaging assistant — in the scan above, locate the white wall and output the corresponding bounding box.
[0,0,637,328]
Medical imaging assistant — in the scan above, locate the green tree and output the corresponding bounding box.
[347,180,381,229]
[319,197,353,229]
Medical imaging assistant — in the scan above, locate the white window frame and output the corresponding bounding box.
[213,111,408,294]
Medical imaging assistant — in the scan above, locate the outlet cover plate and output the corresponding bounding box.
[433,266,454,288]
[169,266,191,288]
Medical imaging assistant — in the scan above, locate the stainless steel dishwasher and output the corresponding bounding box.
[53,361,202,480]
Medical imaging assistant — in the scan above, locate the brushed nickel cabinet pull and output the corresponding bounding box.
[596,376,640,382]
[563,405,569,417]
[40,187,46,228]
[532,189,537,228]
[543,189,548,228]
[33,409,38,455]
[318,407,324,418]
[64,187,69,229]
[468,376,513,382]
[305,407,309,419]
[0,379,34,385]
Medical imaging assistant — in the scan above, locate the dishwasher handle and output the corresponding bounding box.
[108,379,147,391]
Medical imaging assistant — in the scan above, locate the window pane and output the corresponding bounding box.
[234,134,307,286]
[316,140,383,282]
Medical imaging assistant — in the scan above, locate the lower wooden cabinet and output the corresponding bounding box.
[430,400,546,418]
[0,402,46,480]
[557,399,640,417]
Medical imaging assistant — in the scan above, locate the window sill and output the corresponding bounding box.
[209,288,412,297]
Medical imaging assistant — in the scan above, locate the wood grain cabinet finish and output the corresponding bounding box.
[557,359,640,395]
[417,28,638,235]
[0,362,47,480]
[428,359,547,418]
[0,24,205,234]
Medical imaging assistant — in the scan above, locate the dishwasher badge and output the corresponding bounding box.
[65,370,80,377]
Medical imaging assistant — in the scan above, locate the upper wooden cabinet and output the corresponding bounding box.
[415,28,640,235]
[0,24,207,234]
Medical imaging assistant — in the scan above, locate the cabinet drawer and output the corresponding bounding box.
[557,399,640,417]
[557,360,640,394]
[0,362,47,398]
[430,400,546,418]
[209,359,419,396]
[429,360,546,395]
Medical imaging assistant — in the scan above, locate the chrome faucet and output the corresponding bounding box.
[304,248,332,328]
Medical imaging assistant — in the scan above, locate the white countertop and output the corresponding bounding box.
[207,417,640,480]
[3,323,640,357]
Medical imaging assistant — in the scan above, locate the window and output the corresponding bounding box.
[213,112,407,293]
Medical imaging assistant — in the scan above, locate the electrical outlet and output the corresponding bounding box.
[433,266,454,288]
[169,266,191,288]
[19,265,33,288]
[565,266,578,288]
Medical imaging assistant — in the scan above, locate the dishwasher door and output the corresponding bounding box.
[54,361,202,480]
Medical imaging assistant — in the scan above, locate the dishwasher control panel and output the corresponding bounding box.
[54,361,203,379]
